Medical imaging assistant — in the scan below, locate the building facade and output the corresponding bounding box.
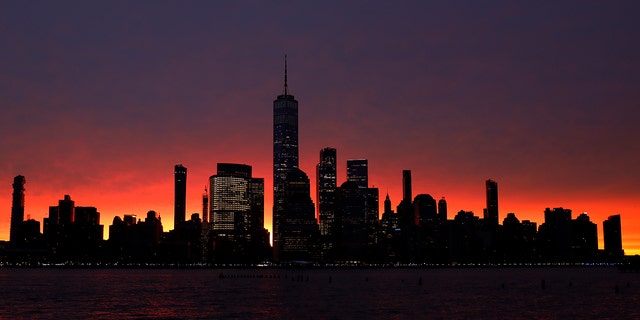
[346,159,368,189]
[317,147,337,237]
[279,168,319,262]
[209,163,267,262]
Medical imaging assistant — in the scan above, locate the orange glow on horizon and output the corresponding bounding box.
[1,164,638,256]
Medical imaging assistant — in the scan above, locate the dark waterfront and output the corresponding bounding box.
[0,267,638,319]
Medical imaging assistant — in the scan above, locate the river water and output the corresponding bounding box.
[0,267,637,319]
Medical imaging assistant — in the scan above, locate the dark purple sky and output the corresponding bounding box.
[2,1,640,251]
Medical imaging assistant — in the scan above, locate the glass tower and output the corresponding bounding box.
[273,56,299,258]
[347,159,368,189]
[317,147,337,237]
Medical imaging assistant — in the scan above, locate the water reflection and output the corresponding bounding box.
[0,268,638,319]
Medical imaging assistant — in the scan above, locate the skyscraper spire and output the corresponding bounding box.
[284,54,288,96]
[273,55,300,261]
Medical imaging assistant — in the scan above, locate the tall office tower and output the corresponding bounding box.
[335,181,367,260]
[364,187,379,250]
[438,197,447,222]
[347,159,368,189]
[209,163,266,262]
[538,207,572,260]
[202,187,209,223]
[603,214,624,259]
[279,168,318,261]
[10,175,26,243]
[346,159,377,241]
[273,56,299,258]
[143,210,164,249]
[402,170,412,203]
[571,213,598,260]
[397,170,416,261]
[248,177,266,240]
[485,179,498,226]
[174,164,187,230]
[398,170,414,225]
[210,163,253,232]
[317,147,337,237]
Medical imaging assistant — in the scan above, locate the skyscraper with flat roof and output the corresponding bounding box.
[279,168,318,261]
[317,147,337,237]
[398,170,416,261]
[273,56,299,259]
[174,164,187,230]
[209,163,267,262]
[402,170,412,203]
[485,179,498,226]
[210,163,253,232]
[604,214,624,259]
[347,159,368,189]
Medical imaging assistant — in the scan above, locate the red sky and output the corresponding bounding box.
[1,1,640,254]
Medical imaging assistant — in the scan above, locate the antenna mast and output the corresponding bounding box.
[284,54,288,95]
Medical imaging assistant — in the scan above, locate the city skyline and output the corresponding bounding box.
[2,2,640,254]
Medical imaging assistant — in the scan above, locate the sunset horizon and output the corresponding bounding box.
[2,1,639,256]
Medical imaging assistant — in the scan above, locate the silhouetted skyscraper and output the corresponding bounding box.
[57,194,75,226]
[278,168,319,261]
[379,193,399,259]
[402,170,412,203]
[347,159,368,189]
[143,210,164,251]
[202,187,209,223]
[397,170,416,261]
[485,179,498,226]
[438,197,447,222]
[335,181,368,260]
[43,195,104,259]
[273,56,299,258]
[365,188,379,226]
[384,193,392,214]
[538,207,572,261]
[10,175,26,243]
[603,214,623,259]
[413,194,437,226]
[571,213,598,260]
[317,147,337,237]
[174,164,187,230]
